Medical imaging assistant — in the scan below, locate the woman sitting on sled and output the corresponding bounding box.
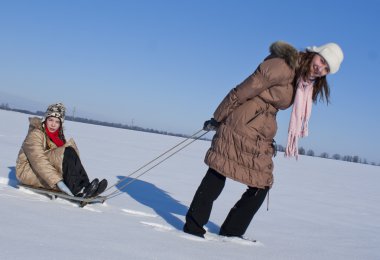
[16,102,107,198]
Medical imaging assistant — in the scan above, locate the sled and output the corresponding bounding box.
[18,184,106,207]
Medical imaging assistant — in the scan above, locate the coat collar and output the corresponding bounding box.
[27,117,43,133]
[269,41,298,70]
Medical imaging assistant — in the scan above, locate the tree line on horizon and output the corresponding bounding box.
[1,103,379,167]
[276,144,378,166]
[0,103,206,140]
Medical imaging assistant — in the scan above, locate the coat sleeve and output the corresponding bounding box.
[22,130,62,188]
[213,58,290,122]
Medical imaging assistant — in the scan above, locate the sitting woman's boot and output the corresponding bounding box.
[82,178,99,198]
[94,179,108,197]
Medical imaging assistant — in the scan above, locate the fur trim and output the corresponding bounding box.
[269,41,298,69]
[28,117,43,131]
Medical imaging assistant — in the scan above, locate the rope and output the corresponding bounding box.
[104,128,204,192]
[90,129,208,202]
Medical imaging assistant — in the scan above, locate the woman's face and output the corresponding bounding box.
[309,54,330,80]
[46,117,61,133]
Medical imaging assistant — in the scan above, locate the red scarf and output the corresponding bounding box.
[45,124,65,147]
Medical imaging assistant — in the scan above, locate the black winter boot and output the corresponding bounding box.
[93,179,108,197]
[82,178,99,198]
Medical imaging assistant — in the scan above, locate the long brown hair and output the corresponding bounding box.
[295,52,330,104]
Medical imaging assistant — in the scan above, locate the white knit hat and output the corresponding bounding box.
[306,43,344,74]
[43,103,66,123]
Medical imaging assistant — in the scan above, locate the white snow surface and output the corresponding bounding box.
[0,109,379,260]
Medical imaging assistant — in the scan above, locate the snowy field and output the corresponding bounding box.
[0,109,379,260]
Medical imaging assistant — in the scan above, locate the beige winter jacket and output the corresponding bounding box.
[205,41,298,188]
[16,117,79,190]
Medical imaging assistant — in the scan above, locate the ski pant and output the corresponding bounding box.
[62,147,90,195]
[184,168,268,237]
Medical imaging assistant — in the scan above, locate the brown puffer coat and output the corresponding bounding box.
[16,117,79,190]
[204,41,298,189]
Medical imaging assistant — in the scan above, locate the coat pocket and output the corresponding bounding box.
[246,108,264,126]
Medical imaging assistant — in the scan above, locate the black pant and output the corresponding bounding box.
[62,147,90,195]
[184,168,268,237]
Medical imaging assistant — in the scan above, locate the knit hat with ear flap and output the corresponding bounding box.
[43,103,66,123]
[306,43,344,74]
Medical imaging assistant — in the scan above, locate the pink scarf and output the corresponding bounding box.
[285,79,314,159]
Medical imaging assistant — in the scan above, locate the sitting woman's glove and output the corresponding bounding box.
[203,118,220,131]
[57,181,74,196]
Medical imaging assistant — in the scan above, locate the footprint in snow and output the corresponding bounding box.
[140,221,174,231]
[121,208,157,218]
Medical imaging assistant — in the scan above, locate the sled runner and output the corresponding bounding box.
[18,184,106,207]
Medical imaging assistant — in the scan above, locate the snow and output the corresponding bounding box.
[0,109,379,260]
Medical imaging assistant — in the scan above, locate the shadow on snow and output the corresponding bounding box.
[8,166,19,187]
[116,176,219,233]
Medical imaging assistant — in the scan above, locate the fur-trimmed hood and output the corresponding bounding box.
[269,41,298,70]
[28,117,43,133]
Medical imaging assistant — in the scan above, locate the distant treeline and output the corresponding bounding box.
[1,103,378,167]
[276,144,379,167]
[0,103,208,141]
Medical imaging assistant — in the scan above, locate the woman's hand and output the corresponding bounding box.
[57,181,74,196]
[203,118,220,131]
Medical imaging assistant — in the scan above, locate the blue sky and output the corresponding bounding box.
[0,0,379,163]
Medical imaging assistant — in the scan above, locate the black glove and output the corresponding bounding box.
[203,118,220,131]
